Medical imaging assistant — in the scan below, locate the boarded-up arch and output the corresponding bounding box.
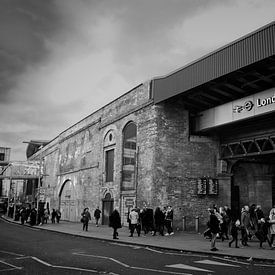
[59,180,77,221]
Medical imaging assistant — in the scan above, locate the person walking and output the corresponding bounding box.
[153,207,165,236]
[229,219,240,248]
[255,218,272,248]
[208,208,220,251]
[240,206,250,246]
[51,209,57,223]
[109,208,121,239]
[94,206,101,227]
[56,209,61,223]
[164,206,174,236]
[269,205,275,248]
[19,207,27,225]
[81,208,91,231]
[129,208,141,237]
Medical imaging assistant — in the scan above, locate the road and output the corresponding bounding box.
[0,218,275,274]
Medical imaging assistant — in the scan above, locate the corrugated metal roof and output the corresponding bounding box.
[152,21,275,104]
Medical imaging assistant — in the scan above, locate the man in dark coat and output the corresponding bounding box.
[94,206,101,227]
[81,208,91,231]
[109,208,121,239]
[208,208,220,251]
[153,207,165,236]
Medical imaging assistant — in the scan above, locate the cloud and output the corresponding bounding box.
[0,0,275,160]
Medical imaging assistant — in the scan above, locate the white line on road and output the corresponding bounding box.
[74,252,192,275]
[195,259,240,267]
[0,250,24,257]
[73,253,130,268]
[0,259,22,270]
[212,256,251,266]
[166,263,212,273]
[30,256,98,273]
[145,247,208,257]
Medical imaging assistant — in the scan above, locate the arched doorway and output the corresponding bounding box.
[102,193,113,225]
[59,180,77,221]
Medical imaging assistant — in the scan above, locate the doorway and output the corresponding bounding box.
[102,193,114,225]
[59,180,77,222]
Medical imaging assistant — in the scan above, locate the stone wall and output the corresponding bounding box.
[153,99,220,230]
[29,82,156,223]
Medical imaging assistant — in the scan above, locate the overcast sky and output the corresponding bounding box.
[0,0,274,161]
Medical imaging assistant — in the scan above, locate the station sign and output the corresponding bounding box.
[196,87,275,131]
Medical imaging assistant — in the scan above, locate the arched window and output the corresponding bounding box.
[122,122,137,190]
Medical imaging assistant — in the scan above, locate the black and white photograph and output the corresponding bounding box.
[0,0,275,274]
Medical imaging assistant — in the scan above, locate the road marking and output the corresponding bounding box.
[0,259,22,270]
[254,264,275,268]
[73,253,130,268]
[0,267,21,272]
[195,259,240,267]
[111,243,142,249]
[145,247,208,257]
[30,256,98,273]
[132,266,192,274]
[31,257,52,267]
[74,253,191,274]
[166,263,213,272]
[0,250,24,257]
[213,256,251,266]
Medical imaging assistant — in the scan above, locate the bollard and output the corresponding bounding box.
[195,216,199,233]
[182,216,186,231]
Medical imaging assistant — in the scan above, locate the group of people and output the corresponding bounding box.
[16,205,61,226]
[127,205,174,237]
[80,205,175,240]
[206,204,275,251]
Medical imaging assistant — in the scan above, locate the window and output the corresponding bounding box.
[122,122,137,190]
[0,153,4,161]
[105,149,114,182]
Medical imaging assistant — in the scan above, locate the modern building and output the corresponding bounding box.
[27,22,275,229]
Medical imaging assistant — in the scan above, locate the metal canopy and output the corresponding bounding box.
[152,21,275,113]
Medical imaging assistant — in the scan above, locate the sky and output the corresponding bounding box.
[0,0,274,161]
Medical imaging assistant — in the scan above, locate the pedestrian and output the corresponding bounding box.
[51,209,57,223]
[220,207,229,240]
[153,207,165,236]
[109,208,121,239]
[19,207,27,225]
[164,206,174,236]
[255,218,272,248]
[29,207,37,226]
[129,208,141,237]
[81,208,91,231]
[269,205,275,249]
[208,208,220,251]
[56,209,61,223]
[94,206,101,227]
[229,219,240,248]
[43,208,49,224]
[240,206,250,246]
[249,204,257,238]
[255,205,265,231]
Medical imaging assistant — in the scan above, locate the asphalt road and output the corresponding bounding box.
[0,219,275,275]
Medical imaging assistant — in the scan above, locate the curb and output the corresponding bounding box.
[1,215,275,264]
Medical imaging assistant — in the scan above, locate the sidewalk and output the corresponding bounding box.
[2,215,275,263]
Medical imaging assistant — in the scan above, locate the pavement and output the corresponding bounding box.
[1,215,275,263]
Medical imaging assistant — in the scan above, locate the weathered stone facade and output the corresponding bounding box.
[29,80,223,229]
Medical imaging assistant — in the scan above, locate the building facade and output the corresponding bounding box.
[28,22,275,229]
